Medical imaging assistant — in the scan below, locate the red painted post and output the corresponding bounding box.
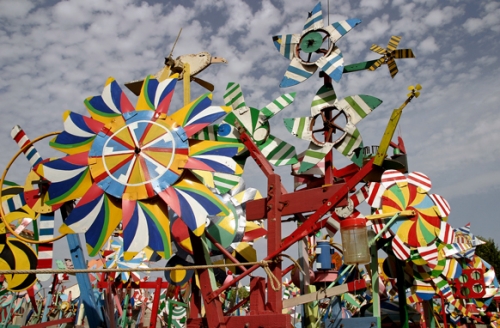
[149,277,163,328]
[266,174,282,313]
[250,277,266,314]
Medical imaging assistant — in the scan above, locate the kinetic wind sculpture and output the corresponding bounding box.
[273,2,361,87]
[3,1,498,327]
[40,75,243,259]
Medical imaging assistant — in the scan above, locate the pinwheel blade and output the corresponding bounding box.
[316,47,344,82]
[387,35,402,52]
[170,93,231,137]
[213,172,244,195]
[310,84,337,116]
[259,92,296,121]
[272,34,299,60]
[35,153,92,206]
[185,140,242,174]
[298,141,334,174]
[122,199,171,260]
[84,77,134,122]
[368,57,385,71]
[49,111,104,155]
[337,94,382,125]
[136,75,178,114]
[303,2,324,33]
[334,125,363,166]
[159,173,229,236]
[224,82,247,110]
[280,57,317,88]
[387,57,398,78]
[59,184,121,256]
[258,135,298,166]
[284,116,313,141]
[394,49,415,59]
[370,44,386,55]
[324,19,362,44]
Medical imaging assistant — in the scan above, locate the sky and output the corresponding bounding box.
[0,0,499,270]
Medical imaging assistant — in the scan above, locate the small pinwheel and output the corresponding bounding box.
[272,2,361,87]
[443,223,486,260]
[103,236,148,284]
[284,83,381,173]
[368,36,415,78]
[38,76,243,259]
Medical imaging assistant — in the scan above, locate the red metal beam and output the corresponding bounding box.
[148,277,163,328]
[245,183,347,221]
[205,231,248,274]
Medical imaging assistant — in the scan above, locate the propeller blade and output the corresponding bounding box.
[280,57,317,88]
[394,49,415,59]
[192,77,214,91]
[370,44,386,55]
[124,79,145,96]
[386,57,398,78]
[368,57,385,71]
[386,35,402,52]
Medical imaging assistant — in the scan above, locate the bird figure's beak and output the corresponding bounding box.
[211,56,227,64]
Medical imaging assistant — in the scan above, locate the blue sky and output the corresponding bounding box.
[0,0,499,254]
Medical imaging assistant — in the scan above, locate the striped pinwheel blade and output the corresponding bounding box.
[368,57,385,71]
[121,199,171,260]
[315,47,344,82]
[272,34,299,60]
[370,44,386,55]
[258,135,298,166]
[49,111,104,155]
[84,77,134,123]
[324,19,362,44]
[284,117,313,141]
[280,57,317,88]
[224,82,247,110]
[394,49,415,59]
[35,153,93,206]
[185,140,242,174]
[303,2,324,33]
[159,172,229,236]
[259,92,296,122]
[298,141,334,174]
[337,95,382,125]
[136,75,178,114]
[334,124,363,166]
[169,93,231,137]
[387,57,398,78]
[59,183,121,256]
[386,35,402,52]
[213,172,244,195]
[310,84,337,116]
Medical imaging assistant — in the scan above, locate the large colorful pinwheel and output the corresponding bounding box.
[284,84,381,173]
[36,75,243,259]
[272,2,361,87]
[367,170,453,261]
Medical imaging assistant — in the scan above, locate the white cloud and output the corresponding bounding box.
[419,35,439,54]
[463,0,500,34]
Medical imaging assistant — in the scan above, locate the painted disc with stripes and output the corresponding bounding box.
[380,171,446,248]
[164,255,194,286]
[89,111,189,200]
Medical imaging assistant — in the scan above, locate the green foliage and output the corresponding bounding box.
[475,236,500,280]
[237,286,249,300]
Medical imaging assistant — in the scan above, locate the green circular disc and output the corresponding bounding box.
[300,32,323,53]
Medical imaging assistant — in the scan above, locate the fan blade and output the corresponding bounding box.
[298,141,334,174]
[324,19,361,44]
[394,49,415,59]
[124,79,145,96]
[303,2,324,33]
[192,77,214,91]
[368,57,385,71]
[272,34,299,60]
[370,44,386,55]
[280,57,317,88]
[386,35,402,52]
[316,47,344,82]
[258,135,298,166]
[387,57,398,78]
